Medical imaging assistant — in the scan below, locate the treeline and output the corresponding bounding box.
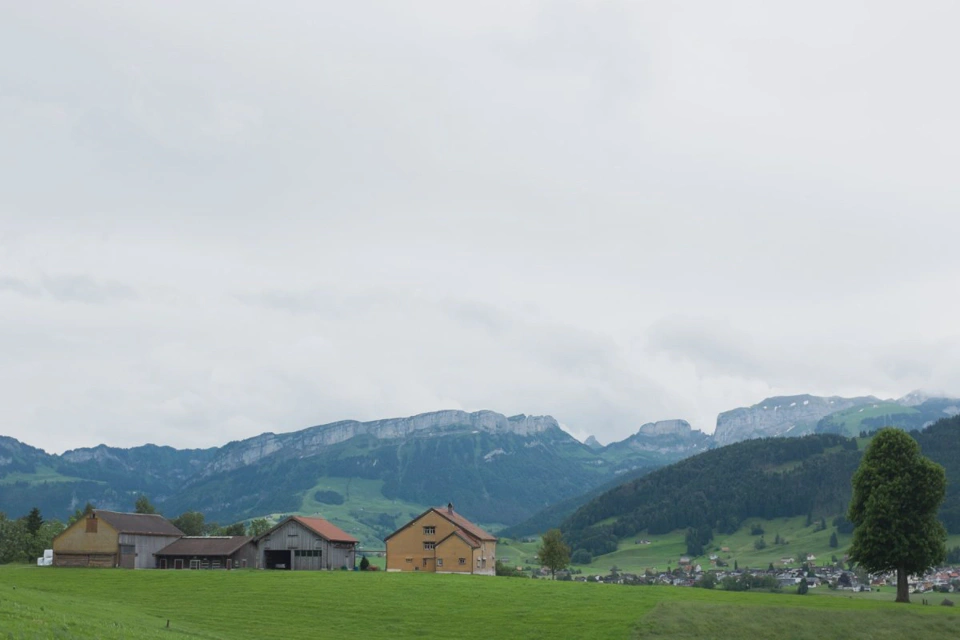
[562,416,960,558]
[0,508,64,564]
[562,434,861,555]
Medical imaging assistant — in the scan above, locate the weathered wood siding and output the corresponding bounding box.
[52,515,119,567]
[259,520,356,570]
[119,533,183,569]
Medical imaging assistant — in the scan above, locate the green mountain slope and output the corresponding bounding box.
[561,415,960,558]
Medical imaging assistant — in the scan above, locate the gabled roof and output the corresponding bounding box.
[155,536,254,557]
[256,515,358,544]
[436,529,480,549]
[94,510,184,536]
[383,505,497,542]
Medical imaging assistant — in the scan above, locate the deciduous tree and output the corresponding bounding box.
[536,529,570,579]
[848,428,947,603]
[134,495,157,515]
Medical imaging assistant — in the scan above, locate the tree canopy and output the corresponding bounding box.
[848,428,947,603]
[134,495,157,515]
[536,529,570,579]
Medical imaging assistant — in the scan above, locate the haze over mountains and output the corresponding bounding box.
[1,391,957,547]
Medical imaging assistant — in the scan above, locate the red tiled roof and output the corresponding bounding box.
[292,516,358,543]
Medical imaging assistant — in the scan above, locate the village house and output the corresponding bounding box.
[254,515,358,570]
[154,536,257,570]
[52,510,183,569]
[384,503,497,575]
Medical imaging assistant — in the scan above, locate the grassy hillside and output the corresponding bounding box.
[563,417,960,558]
[573,515,960,575]
[1,565,957,639]
[815,402,918,436]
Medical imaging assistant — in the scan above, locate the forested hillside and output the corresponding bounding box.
[562,415,960,557]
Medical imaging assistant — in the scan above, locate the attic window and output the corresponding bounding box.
[423,526,435,536]
[423,542,435,551]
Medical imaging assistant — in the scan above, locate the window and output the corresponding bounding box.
[458,558,466,565]
[477,559,481,568]
[294,550,322,557]
[423,526,435,535]
[437,559,443,567]
[406,557,413,563]
[189,560,200,570]
[423,542,435,551]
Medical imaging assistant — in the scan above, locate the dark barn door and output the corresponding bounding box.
[264,549,292,570]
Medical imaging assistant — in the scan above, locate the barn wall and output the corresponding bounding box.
[120,533,183,569]
[52,515,119,567]
[259,520,356,570]
[234,542,257,568]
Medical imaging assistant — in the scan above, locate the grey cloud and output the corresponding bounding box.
[2,2,960,451]
[40,276,137,305]
[0,275,135,304]
[0,276,42,297]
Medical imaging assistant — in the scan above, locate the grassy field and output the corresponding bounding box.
[820,403,918,436]
[0,465,94,486]
[575,515,960,575]
[1,565,957,639]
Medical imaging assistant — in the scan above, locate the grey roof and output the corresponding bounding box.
[94,510,184,536]
[155,536,253,557]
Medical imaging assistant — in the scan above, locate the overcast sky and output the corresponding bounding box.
[2,1,959,453]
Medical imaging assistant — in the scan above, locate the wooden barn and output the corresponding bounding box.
[52,510,183,569]
[255,515,358,570]
[154,536,257,570]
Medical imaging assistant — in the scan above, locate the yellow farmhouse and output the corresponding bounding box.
[384,503,497,575]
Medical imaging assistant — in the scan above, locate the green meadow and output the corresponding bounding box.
[1,565,957,639]
[572,515,960,575]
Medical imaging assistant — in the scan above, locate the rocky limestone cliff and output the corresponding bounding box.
[714,394,878,446]
[621,419,713,454]
[636,419,695,437]
[203,410,560,476]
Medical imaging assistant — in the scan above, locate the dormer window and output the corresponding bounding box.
[423,526,435,536]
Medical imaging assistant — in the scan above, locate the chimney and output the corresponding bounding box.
[447,502,454,514]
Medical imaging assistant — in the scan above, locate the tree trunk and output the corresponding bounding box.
[896,566,910,603]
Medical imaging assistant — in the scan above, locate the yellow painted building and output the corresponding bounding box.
[384,503,497,575]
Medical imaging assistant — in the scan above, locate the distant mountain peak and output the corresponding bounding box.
[713,394,878,446]
[636,419,694,437]
[584,435,603,450]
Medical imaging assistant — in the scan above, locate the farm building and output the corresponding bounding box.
[255,515,358,570]
[52,510,183,569]
[384,503,497,575]
[154,536,257,570]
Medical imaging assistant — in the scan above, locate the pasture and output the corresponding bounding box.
[1,565,957,639]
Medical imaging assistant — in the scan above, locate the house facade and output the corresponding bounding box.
[255,515,358,570]
[52,510,183,569]
[384,503,497,575]
[155,536,257,570]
